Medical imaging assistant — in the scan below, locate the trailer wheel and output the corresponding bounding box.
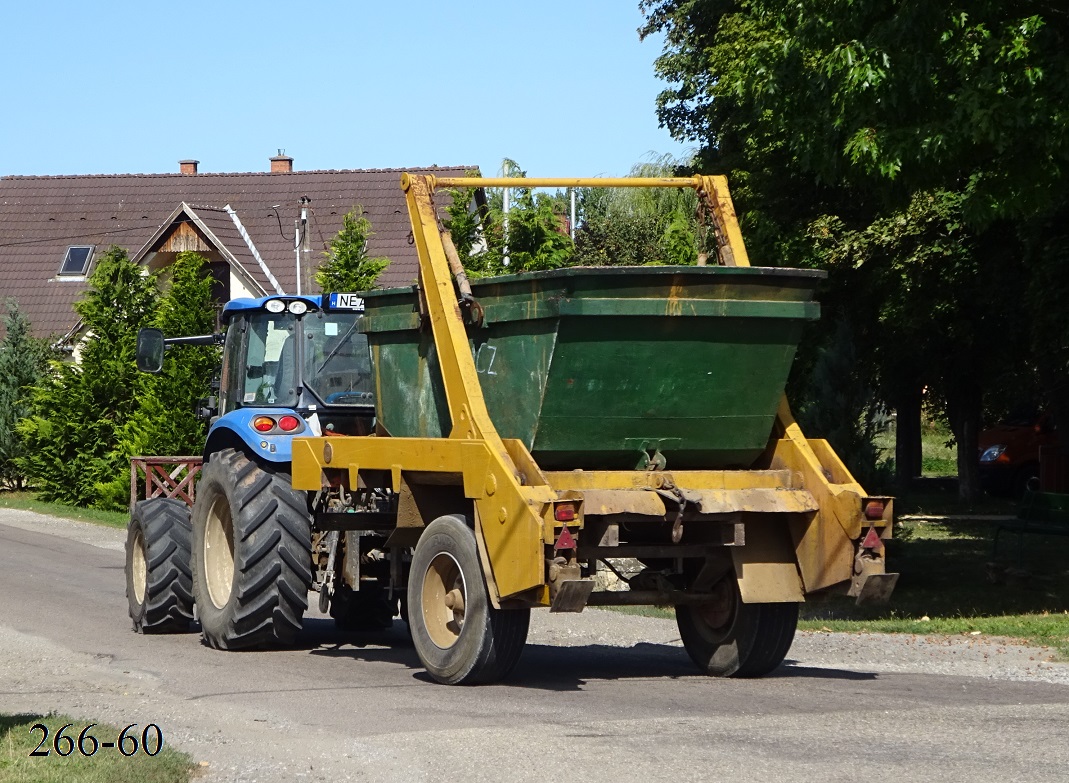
[408,515,529,684]
[676,577,797,677]
[734,602,798,678]
[125,498,194,633]
[191,449,312,650]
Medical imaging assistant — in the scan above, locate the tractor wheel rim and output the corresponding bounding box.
[204,496,235,609]
[422,552,466,649]
[132,528,147,605]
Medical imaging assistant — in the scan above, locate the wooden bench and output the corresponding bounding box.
[993,490,1069,566]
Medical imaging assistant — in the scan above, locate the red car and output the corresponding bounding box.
[978,410,1058,497]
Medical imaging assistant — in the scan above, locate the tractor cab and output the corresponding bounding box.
[137,293,375,463]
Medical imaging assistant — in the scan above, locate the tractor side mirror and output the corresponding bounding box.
[197,396,218,421]
[136,328,165,373]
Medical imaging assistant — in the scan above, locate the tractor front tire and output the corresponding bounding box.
[125,498,194,633]
[191,449,312,650]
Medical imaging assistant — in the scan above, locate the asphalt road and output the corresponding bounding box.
[2,508,1068,783]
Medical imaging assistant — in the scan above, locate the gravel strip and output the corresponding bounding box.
[0,506,126,551]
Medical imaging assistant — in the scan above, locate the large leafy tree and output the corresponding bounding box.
[17,247,158,508]
[641,0,1069,497]
[0,301,54,489]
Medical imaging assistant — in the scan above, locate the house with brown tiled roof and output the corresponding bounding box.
[0,154,474,342]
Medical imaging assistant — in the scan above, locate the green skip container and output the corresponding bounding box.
[361,265,824,470]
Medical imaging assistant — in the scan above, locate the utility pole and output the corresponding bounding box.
[295,196,310,295]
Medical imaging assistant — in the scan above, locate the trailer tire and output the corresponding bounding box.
[408,515,529,685]
[677,578,758,677]
[191,449,312,650]
[734,602,798,678]
[126,498,194,633]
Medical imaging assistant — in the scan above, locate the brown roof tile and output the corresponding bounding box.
[0,166,474,339]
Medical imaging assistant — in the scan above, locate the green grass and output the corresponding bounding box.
[1,714,194,783]
[0,492,128,529]
[597,604,674,620]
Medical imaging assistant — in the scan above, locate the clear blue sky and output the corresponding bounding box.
[2,1,691,178]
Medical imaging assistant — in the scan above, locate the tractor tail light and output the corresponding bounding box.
[277,415,301,432]
[252,416,276,432]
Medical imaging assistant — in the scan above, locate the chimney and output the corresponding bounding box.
[270,149,293,174]
[179,159,199,175]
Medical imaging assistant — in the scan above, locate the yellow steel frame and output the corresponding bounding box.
[431,175,750,268]
[291,174,890,605]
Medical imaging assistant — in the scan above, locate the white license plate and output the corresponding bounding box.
[328,293,364,310]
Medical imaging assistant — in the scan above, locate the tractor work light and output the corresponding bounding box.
[252,416,276,432]
[264,299,286,313]
[287,300,309,315]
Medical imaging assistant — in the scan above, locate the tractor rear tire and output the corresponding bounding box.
[677,576,798,678]
[125,498,194,633]
[191,449,312,650]
[408,515,529,684]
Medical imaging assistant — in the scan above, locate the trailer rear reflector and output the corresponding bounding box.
[861,527,882,549]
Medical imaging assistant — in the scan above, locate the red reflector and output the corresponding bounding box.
[554,503,576,522]
[277,415,301,432]
[864,500,885,520]
[861,527,882,549]
[554,526,576,550]
[252,416,275,432]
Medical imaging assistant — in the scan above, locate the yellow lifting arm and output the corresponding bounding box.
[430,175,750,268]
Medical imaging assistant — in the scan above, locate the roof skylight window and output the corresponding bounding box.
[58,245,94,276]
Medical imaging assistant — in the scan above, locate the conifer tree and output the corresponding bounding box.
[115,251,218,463]
[0,300,53,488]
[17,247,158,508]
[316,208,390,292]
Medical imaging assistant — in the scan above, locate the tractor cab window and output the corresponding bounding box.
[302,311,375,407]
[242,312,298,407]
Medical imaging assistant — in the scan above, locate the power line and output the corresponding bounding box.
[0,221,173,249]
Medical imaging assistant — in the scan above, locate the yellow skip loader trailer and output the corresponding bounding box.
[283,173,897,684]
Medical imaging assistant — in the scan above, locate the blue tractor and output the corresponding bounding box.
[125,293,392,648]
